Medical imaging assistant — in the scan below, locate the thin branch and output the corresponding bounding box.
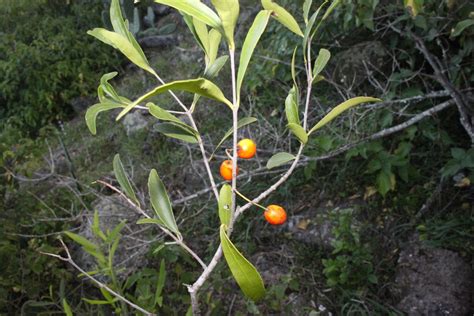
[40,239,155,316]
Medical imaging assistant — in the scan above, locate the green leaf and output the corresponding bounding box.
[85,103,125,135]
[113,154,140,206]
[287,123,308,144]
[303,1,327,52]
[266,152,296,169]
[155,0,223,31]
[98,72,125,104]
[211,0,239,49]
[64,232,98,252]
[451,19,474,37]
[209,117,258,160]
[193,18,210,55]
[154,122,199,143]
[148,169,180,236]
[312,48,330,78]
[147,103,185,125]
[154,259,166,307]
[204,55,229,78]
[303,0,313,24]
[220,225,265,301]
[92,210,107,241]
[262,0,304,37]
[308,97,381,135]
[218,184,232,226]
[87,28,155,76]
[376,170,395,196]
[106,220,126,244]
[182,14,207,53]
[137,218,165,226]
[237,10,271,104]
[117,78,233,120]
[208,29,223,64]
[82,298,116,305]
[285,87,299,124]
[62,299,73,316]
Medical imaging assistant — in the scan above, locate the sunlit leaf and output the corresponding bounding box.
[262,0,303,37]
[204,55,229,78]
[287,123,308,144]
[211,0,239,49]
[237,10,271,103]
[308,97,381,135]
[154,0,223,30]
[113,154,140,206]
[62,299,73,316]
[218,184,232,226]
[266,152,296,169]
[117,78,233,120]
[85,103,125,135]
[87,28,156,76]
[148,169,180,236]
[220,225,265,301]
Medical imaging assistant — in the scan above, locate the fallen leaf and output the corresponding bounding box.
[454,177,470,188]
[297,219,310,230]
[364,186,377,200]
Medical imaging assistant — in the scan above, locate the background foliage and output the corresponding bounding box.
[1,0,473,314]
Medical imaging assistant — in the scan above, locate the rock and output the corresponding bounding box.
[394,235,473,315]
[285,207,359,249]
[138,35,177,49]
[122,111,149,136]
[69,96,95,114]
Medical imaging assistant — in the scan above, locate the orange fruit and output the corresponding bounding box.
[264,205,287,225]
[220,159,238,181]
[237,139,257,159]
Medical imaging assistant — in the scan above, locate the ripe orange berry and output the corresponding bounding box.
[237,139,257,159]
[220,159,238,181]
[264,205,287,225]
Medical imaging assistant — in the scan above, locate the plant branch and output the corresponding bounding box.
[40,239,155,316]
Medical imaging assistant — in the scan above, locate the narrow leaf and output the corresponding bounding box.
[193,18,210,55]
[262,0,304,37]
[218,184,232,226]
[147,103,185,125]
[113,154,140,206]
[64,232,98,251]
[220,225,265,301]
[312,48,330,78]
[62,299,73,316]
[154,259,166,307]
[117,78,233,120]
[148,169,180,236]
[308,97,381,135]
[154,122,199,143]
[208,29,223,64]
[211,0,240,49]
[85,103,125,135]
[209,117,258,160]
[287,123,308,144]
[237,10,271,103]
[137,218,165,226]
[154,0,223,31]
[285,87,299,124]
[87,28,155,76]
[204,55,229,78]
[303,0,313,24]
[267,152,296,169]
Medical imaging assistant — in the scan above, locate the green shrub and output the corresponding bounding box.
[0,0,120,134]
